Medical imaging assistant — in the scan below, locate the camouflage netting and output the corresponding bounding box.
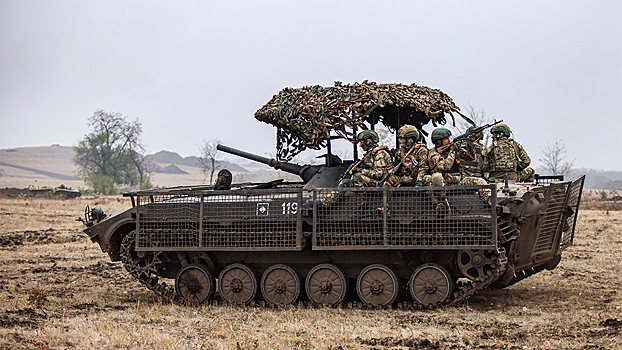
[255,81,460,160]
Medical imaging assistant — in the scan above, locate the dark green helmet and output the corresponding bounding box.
[356,130,379,143]
[431,128,451,143]
[491,123,511,138]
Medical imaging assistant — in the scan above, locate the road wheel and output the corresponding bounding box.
[175,263,215,305]
[260,264,300,306]
[356,264,400,307]
[409,263,454,307]
[218,263,257,305]
[305,263,348,307]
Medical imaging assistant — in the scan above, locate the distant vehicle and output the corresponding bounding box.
[28,184,81,199]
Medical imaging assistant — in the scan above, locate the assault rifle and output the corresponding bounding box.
[338,158,365,184]
[377,143,419,187]
[436,120,504,153]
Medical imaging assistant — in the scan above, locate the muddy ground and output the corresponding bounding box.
[0,196,620,349]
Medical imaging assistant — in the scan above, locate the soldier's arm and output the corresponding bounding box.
[516,142,531,168]
[427,150,440,174]
[415,148,429,182]
[438,150,457,172]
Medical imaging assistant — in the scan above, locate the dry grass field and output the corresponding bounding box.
[0,196,620,349]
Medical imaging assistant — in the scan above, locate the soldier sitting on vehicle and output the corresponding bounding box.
[455,126,486,180]
[383,125,429,187]
[426,127,461,186]
[214,169,232,190]
[321,130,392,206]
[484,123,535,183]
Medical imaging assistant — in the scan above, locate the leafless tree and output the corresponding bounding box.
[539,140,575,177]
[198,139,221,184]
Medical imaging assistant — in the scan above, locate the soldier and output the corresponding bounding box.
[214,169,232,190]
[484,123,535,183]
[383,125,429,187]
[426,127,460,186]
[321,130,392,206]
[455,126,486,179]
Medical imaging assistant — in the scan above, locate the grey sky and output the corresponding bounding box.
[1,0,620,170]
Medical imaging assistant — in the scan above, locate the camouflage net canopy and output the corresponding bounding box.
[255,81,460,160]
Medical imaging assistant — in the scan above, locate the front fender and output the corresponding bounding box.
[82,207,136,261]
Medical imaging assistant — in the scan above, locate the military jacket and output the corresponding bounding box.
[456,140,485,177]
[359,146,393,180]
[484,138,531,173]
[428,147,458,175]
[395,144,429,184]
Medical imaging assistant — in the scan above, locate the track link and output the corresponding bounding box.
[120,231,507,310]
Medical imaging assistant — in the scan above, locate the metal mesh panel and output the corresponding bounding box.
[136,189,302,251]
[312,186,496,250]
[137,195,200,249]
[532,182,569,255]
[202,190,301,250]
[560,176,585,250]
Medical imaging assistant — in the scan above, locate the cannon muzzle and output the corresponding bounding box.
[217,144,321,183]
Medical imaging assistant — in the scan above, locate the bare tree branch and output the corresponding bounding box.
[539,140,576,178]
[198,139,222,184]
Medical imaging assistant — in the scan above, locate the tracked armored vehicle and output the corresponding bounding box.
[79,82,585,309]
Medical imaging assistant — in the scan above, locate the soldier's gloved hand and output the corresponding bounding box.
[451,143,460,151]
[415,181,424,187]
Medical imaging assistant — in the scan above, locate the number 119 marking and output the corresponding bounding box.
[282,202,298,215]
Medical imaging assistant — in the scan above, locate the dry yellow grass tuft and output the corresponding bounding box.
[0,197,620,349]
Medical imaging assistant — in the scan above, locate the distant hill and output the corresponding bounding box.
[147,150,248,173]
[157,164,188,174]
[147,150,201,167]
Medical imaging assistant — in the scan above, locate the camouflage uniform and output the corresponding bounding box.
[384,144,429,187]
[427,147,461,186]
[455,139,486,179]
[321,131,392,206]
[339,146,393,187]
[484,138,535,183]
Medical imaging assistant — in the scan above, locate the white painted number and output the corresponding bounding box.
[281,202,298,215]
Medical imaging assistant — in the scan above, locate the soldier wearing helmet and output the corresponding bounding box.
[427,127,461,186]
[484,123,535,183]
[455,126,486,179]
[321,130,393,206]
[384,125,429,187]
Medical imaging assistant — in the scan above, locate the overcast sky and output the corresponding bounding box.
[1,1,620,170]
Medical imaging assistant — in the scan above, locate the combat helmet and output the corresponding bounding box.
[491,123,511,138]
[431,127,451,146]
[356,130,379,142]
[398,125,420,142]
[357,130,379,152]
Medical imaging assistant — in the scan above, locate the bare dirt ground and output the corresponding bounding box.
[0,197,620,349]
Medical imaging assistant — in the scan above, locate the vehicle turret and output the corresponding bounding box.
[217,144,342,185]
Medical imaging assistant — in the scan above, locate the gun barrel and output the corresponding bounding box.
[217,144,279,168]
[217,144,320,182]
